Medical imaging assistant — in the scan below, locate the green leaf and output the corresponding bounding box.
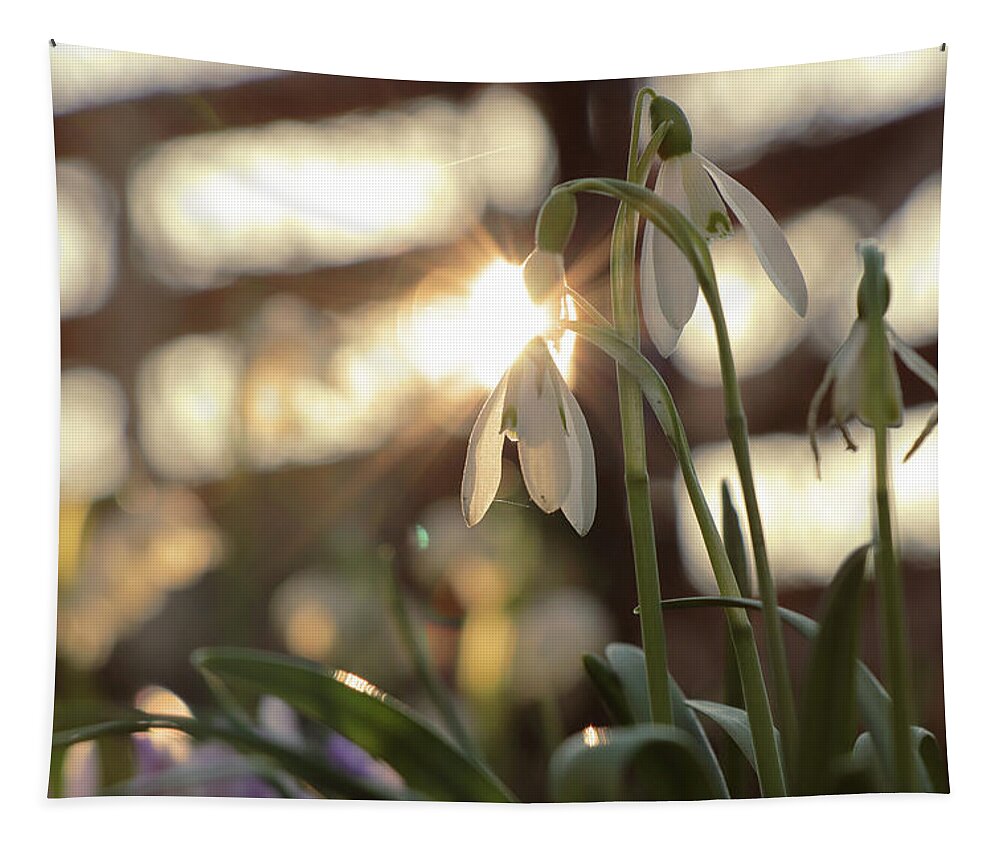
[912,727,950,793]
[796,546,869,794]
[52,713,410,801]
[191,647,515,803]
[603,643,729,798]
[556,177,717,301]
[721,481,751,596]
[548,724,717,802]
[853,727,947,794]
[604,643,653,723]
[582,653,634,725]
[686,699,783,780]
[851,731,885,791]
[657,595,896,786]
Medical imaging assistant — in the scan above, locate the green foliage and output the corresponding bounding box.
[796,546,870,794]
[581,653,634,725]
[549,724,717,802]
[52,713,412,800]
[686,700,779,777]
[657,589,912,793]
[191,647,516,802]
[585,643,729,799]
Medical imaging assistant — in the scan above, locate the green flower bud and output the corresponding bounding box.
[856,240,891,319]
[856,240,903,428]
[535,191,578,254]
[522,248,566,305]
[649,96,693,160]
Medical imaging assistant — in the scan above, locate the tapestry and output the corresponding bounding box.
[50,43,947,801]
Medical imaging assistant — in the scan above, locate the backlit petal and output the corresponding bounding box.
[699,154,808,317]
[515,352,571,514]
[553,371,596,535]
[648,163,701,329]
[680,154,732,240]
[460,372,510,526]
[832,320,867,424]
[639,232,683,356]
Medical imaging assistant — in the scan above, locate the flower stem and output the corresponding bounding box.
[383,558,481,761]
[607,88,673,726]
[565,319,788,797]
[873,423,917,791]
[699,272,799,766]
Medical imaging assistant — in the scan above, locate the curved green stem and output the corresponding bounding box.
[564,319,787,797]
[607,88,673,726]
[384,560,480,760]
[873,424,917,791]
[699,271,799,766]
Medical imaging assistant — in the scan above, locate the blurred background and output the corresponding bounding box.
[52,43,945,800]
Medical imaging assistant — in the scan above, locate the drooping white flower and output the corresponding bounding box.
[461,338,596,535]
[808,241,937,472]
[639,97,808,357]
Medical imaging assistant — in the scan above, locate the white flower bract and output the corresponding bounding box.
[461,339,596,535]
[808,318,938,472]
[639,151,808,358]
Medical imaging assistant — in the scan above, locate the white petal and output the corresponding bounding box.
[680,154,732,240]
[553,371,596,535]
[648,164,700,329]
[515,353,571,514]
[887,327,938,394]
[639,232,683,357]
[699,154,808,318]
[460,372,510,526]
[831,321,867,424]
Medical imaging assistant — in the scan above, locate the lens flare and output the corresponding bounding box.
[408,258,576,390]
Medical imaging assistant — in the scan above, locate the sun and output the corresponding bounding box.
[408,258,576,390]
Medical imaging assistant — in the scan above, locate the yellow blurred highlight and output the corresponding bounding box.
[127,90,555,289]
[56,161,117,318]
[61,740,99,797]
[334,670,387,701]
[674,404,938,593]
[57,486,223,669]
[285,599,339,662]
[57,501,89,586]
[646,47,946,169]
[457,610,516,700]
[582,725,609,748]
[136,335,242,481]
[61,368,129,500]
[134,686,194,762]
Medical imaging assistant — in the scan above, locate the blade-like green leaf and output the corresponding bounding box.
[853,727,948,794]
[657,595,896,785]
[604,643,653,723]
[191,647,515,803]
[913,727,950,794]
[549,723,717,802]
[720,482,752,795]
[582,653,634,725]
[721,481,750,596]
[796,546,869,794]
[603,643,728,798]
[52,713,411,801]
[686,699,783,780]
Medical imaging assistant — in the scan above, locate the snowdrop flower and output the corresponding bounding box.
[462,337,596,535]
[640,97,808,356]
[808,241,937,472]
